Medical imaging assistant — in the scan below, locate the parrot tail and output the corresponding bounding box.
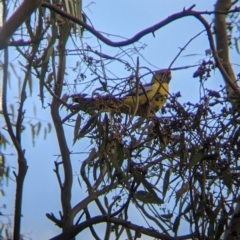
[71,94,158,116]
[71,94,123,114]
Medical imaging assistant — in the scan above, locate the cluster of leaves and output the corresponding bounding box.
[2,0,240,239]
[71,66,240,238]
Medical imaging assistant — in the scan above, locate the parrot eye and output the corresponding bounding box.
[154,93,162,102]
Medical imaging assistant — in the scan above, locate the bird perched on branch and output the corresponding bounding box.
[72,69,171,117]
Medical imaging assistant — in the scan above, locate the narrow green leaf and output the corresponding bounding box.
[81,13,87,36]
[60,93,69,110]
[9,104,14,120]
[179,132,185,150]
[44,128,47,140]
[78,115,97,138]
[215,211,226,240]
[125,228,132,240]
[132,170,159,201]
[93,159,99,181]
[39,31,57,104]
[46,72,54,84]
[97,114,109,160]
[73,114,81,144]
[160,213,173,219]
[35,122,42,136]
[25,15,34,39]
[99,78,107,92]
[162,169,171,199]
[182,202,192,216]
[115,140,124,167]
[134,190,163,204]
[0,133,8,149]
[103,113,109,145]
[111,138,125,182]
[207,217,215,239]
[43,34,54,56]
[173,215,181,233]
[214,200,223,216]
[235,38,240,55]
[176,182,189,201]
[27,72,33,96]
[0,153,4,167]
[189,149,205,168]
[77,176,82,188]
[154,122,166,149]
[222,169,232,191]
[47,123,52,133]
[29,124,35,145]
[104,195,109,208]
[64,0,83,38]
[205,206,216,222]
[77,0,83,37]
[192,104,203,129]
[33,104,36,117]
[5,166,9,186]
[179,132,188,163]
[232,127,240,146]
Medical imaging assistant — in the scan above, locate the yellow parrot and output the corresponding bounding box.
[72,69,171,117]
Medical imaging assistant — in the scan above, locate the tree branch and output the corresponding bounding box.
[50,23,73,231]
[1,3,28,239]
[0,0,42,49]
[50,215,197,240]
[42,2,240,96]
[214,0,239,107]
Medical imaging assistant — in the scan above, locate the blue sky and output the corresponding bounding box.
[2,0,239,239]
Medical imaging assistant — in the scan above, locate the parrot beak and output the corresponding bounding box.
[163,69,171,81]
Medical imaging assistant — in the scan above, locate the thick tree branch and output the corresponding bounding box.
[214,0,239,107]
[66,180,121,228]
[40,3,219,47]
[0,0,42,49]
[215,3,240,239]
[50,215,197,240]
[1,3,28,239]
[42,2,240,96]
[3,50,28,240]
[50,25,73,231]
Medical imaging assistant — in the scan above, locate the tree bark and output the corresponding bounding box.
[214,0,239,106]
[0,0,42,49]
[215,0,240,239]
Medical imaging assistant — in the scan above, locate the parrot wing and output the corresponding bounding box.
[124,83,153,97]
[71,70,171,116]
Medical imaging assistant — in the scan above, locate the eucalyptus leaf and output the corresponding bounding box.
[134,190,163,204]
[132,170,159,200]
[73,114,81,144]
[154,122,166,149]
[162,169,171,199]
[173,215,181,233]
[189,149,205,168]
[78,115,97,139]
[222,169,232,191]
